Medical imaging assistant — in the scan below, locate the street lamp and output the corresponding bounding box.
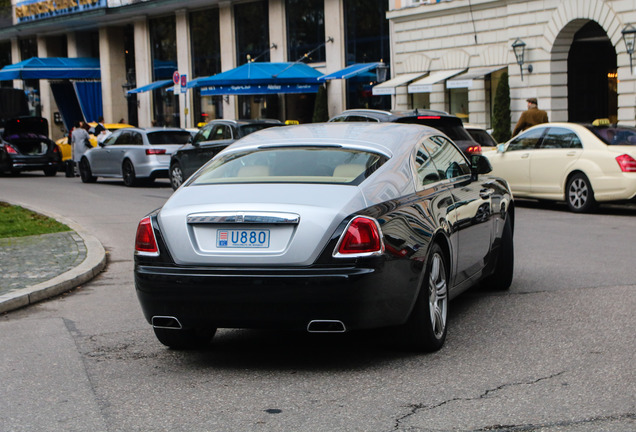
[376,61,388,83]
[512,38,532,80]
[622,24,636,74]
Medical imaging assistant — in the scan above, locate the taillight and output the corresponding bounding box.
[417,116,441,120]
[146,148,167,155]
[4,144,18,154]
[135,217,159,255]
[466,144,482,154]
[616,154,636,172]
[53,145,60,153]
[334,216,384,257]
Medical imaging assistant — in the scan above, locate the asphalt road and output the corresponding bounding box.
[1,174,634,432]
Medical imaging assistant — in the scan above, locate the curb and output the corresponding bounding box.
[0,201,107,314]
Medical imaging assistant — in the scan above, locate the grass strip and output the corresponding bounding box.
[0,202,70,239]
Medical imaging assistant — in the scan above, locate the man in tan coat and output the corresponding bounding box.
[512,97,548,136]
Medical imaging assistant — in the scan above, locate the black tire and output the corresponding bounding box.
[43,166,57,176]
[169,163,184,190]
[122,159,137,187]
[483,215,514,291]
[153,327,217,350]
[566,173,596,213]
[79,158,97,183]
[399,243,448,352]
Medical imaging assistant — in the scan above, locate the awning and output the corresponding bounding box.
[446,66,506,89]
[372,72,427,96]
[190,62,322,95]
[126,80,173,94]
[317,62,382,82]
[408,69,465,93]
[0,57,101,81]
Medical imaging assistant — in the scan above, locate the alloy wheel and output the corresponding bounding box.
[428,252,448,340]
[568,177,589,210]
[170,164,183,190]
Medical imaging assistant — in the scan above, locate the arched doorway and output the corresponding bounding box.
[568,21,617,123]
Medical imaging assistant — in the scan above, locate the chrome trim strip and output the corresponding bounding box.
[187,211,300,224]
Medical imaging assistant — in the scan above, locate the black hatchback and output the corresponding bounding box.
[169,119,283,190]
[0,116,61,176]
[329,109,481,156]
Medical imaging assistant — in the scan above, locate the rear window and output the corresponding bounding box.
[587,126,636,146]
[237,123,281,137]
[189,147,387,186]
[395,116,473,141]
[146,131,192,145]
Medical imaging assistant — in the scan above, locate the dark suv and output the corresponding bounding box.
[169,119,283,189]
[329,109,481,155]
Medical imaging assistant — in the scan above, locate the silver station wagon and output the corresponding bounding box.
[134,123,515,352]
[79,127,193,186]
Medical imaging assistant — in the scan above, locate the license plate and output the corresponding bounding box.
[216,229,270,248]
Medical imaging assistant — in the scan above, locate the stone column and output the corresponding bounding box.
[35,36,56,138]
[219,2,237,119]
[99,27,128,126]
[10,37,22,90]
[134,17,153,128]
[175,10,193,128]
[324,0,345,117]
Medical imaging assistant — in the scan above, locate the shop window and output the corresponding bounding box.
[343,0,390,110]
[190,8,222,124]
[235,1,269,65]
[448,87,468,123]
[286,0,325,63]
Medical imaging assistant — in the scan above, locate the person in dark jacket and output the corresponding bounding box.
[512,97,548,136]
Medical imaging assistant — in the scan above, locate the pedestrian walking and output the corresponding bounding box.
[71,121,91,176]
[512,97,548,137]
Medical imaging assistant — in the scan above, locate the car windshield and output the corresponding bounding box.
[189,146,387,186]
[587,126,636,146]
[237,123,280,137]
[146,131,192,145]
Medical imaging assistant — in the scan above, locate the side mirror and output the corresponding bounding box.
[471,154,492,177]
[497,143,505,153]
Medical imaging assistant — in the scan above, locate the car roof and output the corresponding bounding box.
[114,127,191,133]
[205,119,283,127]
[330,108,454,122]
[223,122,441,158]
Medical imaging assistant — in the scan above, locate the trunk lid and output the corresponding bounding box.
[158,183,367,266]
[3,116,49,139]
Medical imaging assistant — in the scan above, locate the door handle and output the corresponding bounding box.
[566,151,577,156]
[521,153,529,159]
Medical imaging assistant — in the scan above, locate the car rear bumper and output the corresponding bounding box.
[134,261,419,331]
[2,156,59,171]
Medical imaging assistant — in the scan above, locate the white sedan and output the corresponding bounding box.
[483,122,636,212]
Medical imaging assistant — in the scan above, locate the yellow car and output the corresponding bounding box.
[56,122,133,162]
[484,122,636,212]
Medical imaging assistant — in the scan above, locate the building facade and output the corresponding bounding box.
[0,0,390,139]
[383,0,636,129]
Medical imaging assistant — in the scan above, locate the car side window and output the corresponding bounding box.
[211,125,231,140]
[426,136,470,180]
[114,131,131,145]
[540,127,582,149]
[130,132,143,145]
[346,115,378,122]
[507,128,545,151]
[414,142,441,186]
[102,131,119,146]
[192,125,213,144]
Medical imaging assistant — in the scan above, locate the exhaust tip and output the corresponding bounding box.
[152,316,182,329]
[307,320,346,333]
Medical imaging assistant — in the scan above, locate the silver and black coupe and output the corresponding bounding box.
[134,123,515,352]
